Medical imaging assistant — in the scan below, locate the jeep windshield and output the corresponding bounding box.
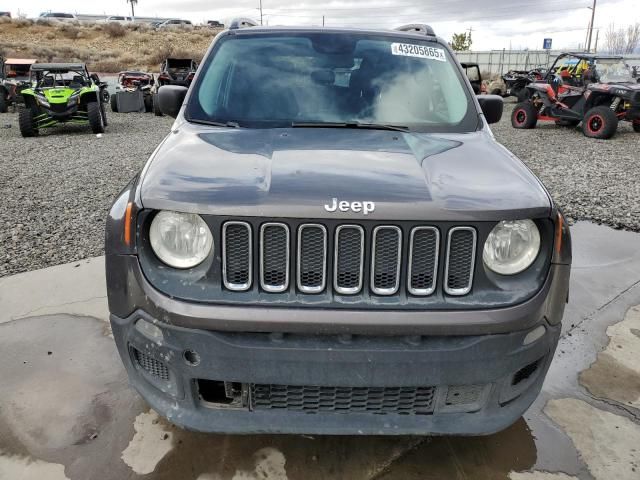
[187,32,477,132]
[594,59,635,83]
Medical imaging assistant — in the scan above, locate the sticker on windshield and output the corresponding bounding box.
[391,43,446,62]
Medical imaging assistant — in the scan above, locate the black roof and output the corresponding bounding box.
[31,63,87,72]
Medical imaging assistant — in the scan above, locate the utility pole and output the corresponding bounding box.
[586,0,597,52]
[259,0,263,25]
[593,28,599,52]
[322,15,325,27]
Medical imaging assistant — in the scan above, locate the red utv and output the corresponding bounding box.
[110,71,155,113]
[511,53,640,139]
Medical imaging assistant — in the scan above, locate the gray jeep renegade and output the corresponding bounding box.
[106,22,572,435]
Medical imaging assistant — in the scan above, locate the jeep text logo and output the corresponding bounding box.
[324,198,375,215]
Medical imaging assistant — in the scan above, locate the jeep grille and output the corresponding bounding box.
[221,221,477,297]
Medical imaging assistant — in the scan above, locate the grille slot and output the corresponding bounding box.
[133,348,170,381]
[297,224,327,293]
[371,226,402,295]
[260,223,289,292]
[251,384,436,415]
[222,221,252,291]
[408,227,439,296]
[444,227,476,296]
[334,225,365,295]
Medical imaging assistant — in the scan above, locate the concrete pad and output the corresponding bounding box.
[0,222,639,480]
[0,451,69,480]
[544,398,640,480]
[122,410,175,475]
[562,222,640,336]
[0,256,107,324]
[509,472,577,480]
[580,305,640,409]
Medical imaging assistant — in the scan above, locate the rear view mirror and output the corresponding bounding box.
[477,95,503,124]
[158,85,188,118]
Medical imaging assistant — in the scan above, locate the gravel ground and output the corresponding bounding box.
[1,103,639,277]
[0,111,173,277]
[494,102,640,231]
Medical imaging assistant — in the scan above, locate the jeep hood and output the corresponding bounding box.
[139,123,551,221]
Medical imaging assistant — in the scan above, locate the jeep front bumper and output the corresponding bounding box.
[108,255,568,435]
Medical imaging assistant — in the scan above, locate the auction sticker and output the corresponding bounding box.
[391,43,446,62]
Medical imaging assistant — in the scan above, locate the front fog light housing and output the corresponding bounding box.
[483,219,540,275]
[149,210,213,268]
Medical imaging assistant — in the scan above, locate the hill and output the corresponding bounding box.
[0,18,221,72]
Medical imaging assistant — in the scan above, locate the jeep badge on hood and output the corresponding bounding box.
[324,198,375,215]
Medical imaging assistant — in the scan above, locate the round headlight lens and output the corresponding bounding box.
[483,220,540,275]
[149,211,213,268]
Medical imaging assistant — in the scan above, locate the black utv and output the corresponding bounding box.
[152,58,198,116]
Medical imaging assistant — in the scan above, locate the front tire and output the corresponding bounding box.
[582,106,618,139]
[633,120,640,133]
[0,92,7,113]
[110,94,118,113]
[88,101,105,134]
[18,106,38,137]
[153,94,163,116]
[511,102,538,129]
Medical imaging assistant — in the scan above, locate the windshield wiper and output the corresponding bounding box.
[291,121,409,132]
[191,119,240,128]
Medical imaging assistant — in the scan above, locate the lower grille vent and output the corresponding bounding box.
[133,348,170,381]
[251,384,436,415]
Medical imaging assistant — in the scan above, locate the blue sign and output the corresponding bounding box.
[543,38,552,50]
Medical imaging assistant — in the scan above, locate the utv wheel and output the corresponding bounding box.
[144,95,153,113]
[110,94,118,113]
[633,121,640,133]
[18,107,38,137]
[153,94,163,116]
[88,101,105,134]
[0,93,7,113]
[511,102,538,129]
[582,106,618,139]
[101,101,108,127]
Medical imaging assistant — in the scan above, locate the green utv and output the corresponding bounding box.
[19,63,108,137]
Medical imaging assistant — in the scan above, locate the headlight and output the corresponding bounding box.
[149,211,213,268]
[483,219,540,275]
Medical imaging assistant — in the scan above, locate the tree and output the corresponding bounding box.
[450,32,472,51]
[127,0,138,20]
[604,22,640,54]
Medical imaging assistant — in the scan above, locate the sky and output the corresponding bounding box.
[9,0,640,51]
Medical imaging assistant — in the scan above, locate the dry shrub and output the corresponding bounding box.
[45,31,56,40]
[35,19,52,26]
[57,23,81,39]
[104,22,127,38]
[91,59,126,72]
[172,49,204,63]
[145,43,174,66]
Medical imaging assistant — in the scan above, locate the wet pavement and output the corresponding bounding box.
[0,221,639,480]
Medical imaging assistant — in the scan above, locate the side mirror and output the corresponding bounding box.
[477,94,503,124]
[158,85,188,118]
